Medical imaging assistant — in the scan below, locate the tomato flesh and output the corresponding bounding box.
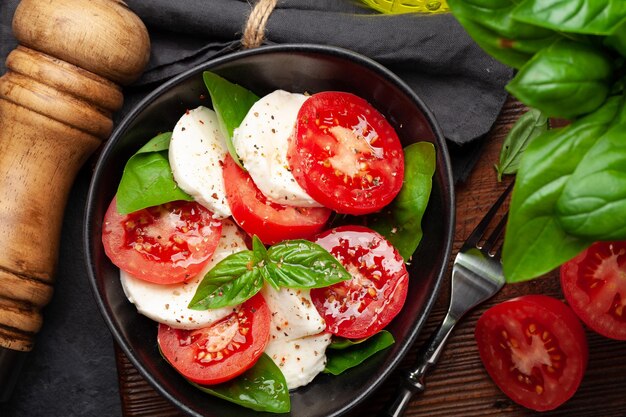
[102,198,222,284]
[560,241,626,340]
[222,154,332,245]
[287,91,404,215]
[310,226,408,339]
[157,294,270,385]
[475,295,588,411]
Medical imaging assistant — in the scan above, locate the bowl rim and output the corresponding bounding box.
[83,43,455,417]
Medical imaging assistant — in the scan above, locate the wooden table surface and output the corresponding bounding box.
[114,97,626,416]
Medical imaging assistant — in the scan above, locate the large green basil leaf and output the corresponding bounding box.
[502,97,623,282]
[324,330,395,375]
[191,354,290,413]
[370,142,435,261]
[203,71,259,168]
[448,0,561,69]
[513,0,626,35]
[188,250,265,310]
[506,40,613,118]
[556,123,626,240]
[266,240,351,288]
[116,132,193,214]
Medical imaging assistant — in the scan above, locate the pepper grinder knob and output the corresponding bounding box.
[0,0,150,401]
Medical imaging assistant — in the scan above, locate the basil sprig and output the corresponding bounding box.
[189,236,351,310]
[449,0,626,283]
[116,132,193,214]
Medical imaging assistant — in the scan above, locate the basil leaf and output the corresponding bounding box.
[506,40,614,119]
[502,97,623,282]
[605,20,626,57]
[188,250,265,310]
[556,123,626,240]
[203,71,259,168]
[370,142,435,261]
[190,354,290,413]
[512,0,626,35]
[116,132,193,214]
[328,336,371,350]
[323,330,395,375]
[495,109,548,181]
[266,240,351,288]
[448,0,561,69]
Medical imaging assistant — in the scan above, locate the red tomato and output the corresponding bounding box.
[310,226,408,339]
[222,154,332,245]
[102,197,222,284]
[560,241,626,340]
[157,294,270,385]
[287,91,404,215]
[475,295,588,412]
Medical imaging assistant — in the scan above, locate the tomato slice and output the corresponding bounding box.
[560,241,626,340]
[310,226,408,339]
[475,295,588,412]
[222,154,332,245]
[157,294,270,385]
[287,91,404,215]
[102,197,222,284]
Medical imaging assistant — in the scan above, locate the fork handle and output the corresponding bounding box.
[379,314,458,417]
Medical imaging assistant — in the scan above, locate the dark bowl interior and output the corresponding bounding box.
[84,44,454,417]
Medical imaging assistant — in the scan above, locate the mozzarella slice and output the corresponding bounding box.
[262,285,331,389]
[169,106,231,219]
[233,90,322,207]
[265,333,332,390]
[261,286,326,341]
[120,219,247,329]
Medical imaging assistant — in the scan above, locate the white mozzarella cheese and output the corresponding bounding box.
[233,90,322,207]
[261,286,326,341]
[120,219,247,329]
[169,106,231,219]
[262,285,331,389]
[265,332,332,390]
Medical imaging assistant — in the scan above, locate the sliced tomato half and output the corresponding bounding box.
[287,91,404,215]
[222,154,332,245]
[560,241,626,340]
[310,225,409,339]
[157,294,271,385]
[102,197,222,284]
[475,295,588,412]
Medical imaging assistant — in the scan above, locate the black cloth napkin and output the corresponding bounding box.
[0,1,512,416]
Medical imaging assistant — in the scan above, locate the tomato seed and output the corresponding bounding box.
[535,385,544,395]
[528,323,537,334]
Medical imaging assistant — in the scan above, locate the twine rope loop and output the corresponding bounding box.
[242,0,278,49]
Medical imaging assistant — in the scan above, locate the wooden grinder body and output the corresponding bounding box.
[0,0,149,397]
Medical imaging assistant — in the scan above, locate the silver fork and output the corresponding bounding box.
[379,182,513,417]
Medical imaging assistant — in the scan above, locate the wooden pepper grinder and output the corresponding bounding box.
[0,0,149,401]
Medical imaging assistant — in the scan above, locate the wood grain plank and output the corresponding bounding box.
[116,97,626,416]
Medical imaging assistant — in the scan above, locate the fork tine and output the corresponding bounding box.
[463,181,514,250]
[481,211,508,255]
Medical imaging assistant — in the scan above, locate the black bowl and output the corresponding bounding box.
[84,44,454,417]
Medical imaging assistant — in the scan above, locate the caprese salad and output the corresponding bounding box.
[101,72,436,413]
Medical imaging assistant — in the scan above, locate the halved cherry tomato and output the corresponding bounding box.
[560,241,626,340]
[102,197,222,284]
[310,226,408,339]
[475,295,588,412]
[222,154,332,245]
[157,294,270,385]
[287,91,404,215]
